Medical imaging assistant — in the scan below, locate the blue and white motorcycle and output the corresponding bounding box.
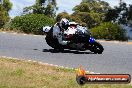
[43,23,104,54]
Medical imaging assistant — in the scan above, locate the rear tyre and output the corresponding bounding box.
[45,27,64,50]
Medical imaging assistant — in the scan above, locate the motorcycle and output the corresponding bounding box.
[43,24,104,54]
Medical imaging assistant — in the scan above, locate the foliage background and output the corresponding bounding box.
[1,0,132,40]
[0,0,12,28]
[91,22,127,41]
[9,14,54,34]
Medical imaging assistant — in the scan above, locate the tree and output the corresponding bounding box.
[105,9,119,22]
[127,5,132,26]
[2,0,12,11]
[72,0,111,28]
[72,12,96,27]
[23,0,57,17]
[73,0,111,13]
[0,0,12,28]
[105,2,132,25]
[56,12,71,22]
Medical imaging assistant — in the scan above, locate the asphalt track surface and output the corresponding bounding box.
[0,32,132,75]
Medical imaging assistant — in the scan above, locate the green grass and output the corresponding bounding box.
[0,58,131,88]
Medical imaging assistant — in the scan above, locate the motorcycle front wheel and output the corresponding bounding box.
[89,41,104,54]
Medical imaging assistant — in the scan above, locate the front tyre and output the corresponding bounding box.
[90,41,104,54]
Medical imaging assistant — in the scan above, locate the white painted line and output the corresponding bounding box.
[97,40,129,45]
[54,65,59,67]
[33,35,39,37]
[1,32,6,33]
[23,34,27,35]
[28,60,32,62]
[0,56,97,74]
[13,33,17,35]
[90,72,95,74]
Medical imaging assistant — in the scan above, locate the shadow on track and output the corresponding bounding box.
[42,49,95,54]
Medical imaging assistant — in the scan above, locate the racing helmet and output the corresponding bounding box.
[60,18,69,30]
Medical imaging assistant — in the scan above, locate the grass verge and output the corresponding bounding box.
[0,57,131,88]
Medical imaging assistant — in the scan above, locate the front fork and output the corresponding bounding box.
[89,37,95,43]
